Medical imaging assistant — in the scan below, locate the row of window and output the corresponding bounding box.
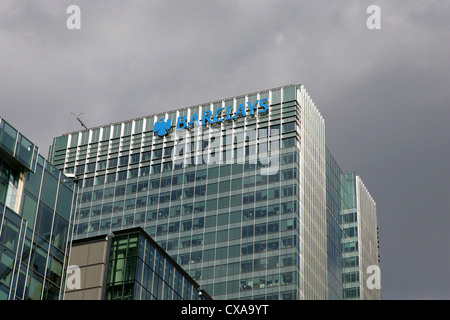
[76,214,298,245]
[203,282,297,300]
[76,186,297,225]
[240,272,296,292]
[79,167,297,204]
[343,256,359,268]
[71,136,297,187]
[203,272,296,297]
[78,149,297,188]
[65,122,297,171]
[80,185,296,216]
[164,235,297,262]
[177,252,297,276]
[342,241,358,253]
[76,199,298,238]
[79,199,297,230]
[343,287,360,299]
[344,226,358,238]
[342,211,357,224]
[72,122,297,170]
[162,217,297,249]
[343,271,360,284]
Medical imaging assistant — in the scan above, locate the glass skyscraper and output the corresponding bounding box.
[0,117,77,300]
[49,84,381,300]
[341,173,381,300]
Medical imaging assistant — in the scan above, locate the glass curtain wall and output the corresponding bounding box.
[0,118,77,300]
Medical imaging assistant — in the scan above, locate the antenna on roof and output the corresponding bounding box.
[71,112,88,130]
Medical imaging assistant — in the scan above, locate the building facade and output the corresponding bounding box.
[65,227,211,300]
[326,148,345,300]
[341,173,381,300]
[49,84,381,300]
[0,117,77,300]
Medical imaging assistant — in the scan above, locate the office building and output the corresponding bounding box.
[0,117,77,300]
[65,227,211,300]
[49,84,381,300]
[341,173,381,300]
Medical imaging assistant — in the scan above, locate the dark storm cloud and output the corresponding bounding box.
[0,0,448,299]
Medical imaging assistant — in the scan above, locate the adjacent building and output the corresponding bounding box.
[48,84,381,300]
[0,117,77,300]
[341,173,381,300]
[64,227,211,300]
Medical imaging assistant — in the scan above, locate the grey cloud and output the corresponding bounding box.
[0,0,449,299]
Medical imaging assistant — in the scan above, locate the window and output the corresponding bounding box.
[128,168,138,179]
[163,162,172,172]
[106,172,116,183]
[231,178,242,190]
[282,122,296,133]
[216,246,227,259]
[193,217,204,230]
[208,167,219,179]
[151,164,161,174]
[164,147,173,157]
[86,163,96,172]
[141,151,151,162]
[95,175,105,186]
[140,166,150,177]
[153,149,162,159]
[195,185,206,197]
[241,261,252,274]
[84,177,94,188]
[108,158,118,168]
[207,183,217,195]
[219,180,230,193]
[282,137,296,148]
[75,165,85,175]
[115,185,126,197]
[130,154,140,164]
[344,226,358,238]
[205,215,216,228]
[344,287,360,299]
[343,256,359,268]
[219,165,230,177]
[268,187,280,200]
[218,196,229,209]
[117,171,127,181]
[217,213,229,226]
[119,156,129,166]
[343,272,359,283]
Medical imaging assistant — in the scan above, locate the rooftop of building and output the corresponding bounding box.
[71,226,213,300]
[60,83,302,137]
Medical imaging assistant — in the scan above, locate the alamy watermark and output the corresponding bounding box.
[66,265,81,290]
[367,5,381,30]
[366,265,382,290]
[67,5,382,31]
[66,5,81,30]
[168,126,281,175]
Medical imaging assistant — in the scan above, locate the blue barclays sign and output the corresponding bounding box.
[154,98,269,137]
[154,118,172,136]
[177,98,269,130]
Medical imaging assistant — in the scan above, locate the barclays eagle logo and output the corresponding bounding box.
[154,118,172,137]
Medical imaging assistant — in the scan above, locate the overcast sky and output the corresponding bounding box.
[1,0,449,299]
